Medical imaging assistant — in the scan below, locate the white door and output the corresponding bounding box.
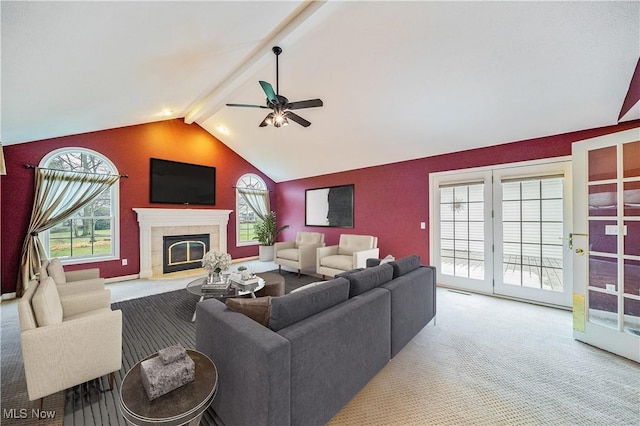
[493,161,573,307]
[572,128,640,362]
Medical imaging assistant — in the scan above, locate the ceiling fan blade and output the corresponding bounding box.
[259,81,277,104]
[259,112,274,127]
[287,99,323,110]
[285,111,311,127]
[226,103,269,109]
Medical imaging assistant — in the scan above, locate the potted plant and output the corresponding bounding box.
[254,211,289,261]
[237,265,250,280]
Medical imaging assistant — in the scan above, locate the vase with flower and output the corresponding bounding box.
[202,250,232,284]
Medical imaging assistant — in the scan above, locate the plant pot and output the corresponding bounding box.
[258,245,274,262]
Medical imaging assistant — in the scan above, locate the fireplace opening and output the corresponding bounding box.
[163,234,210,274]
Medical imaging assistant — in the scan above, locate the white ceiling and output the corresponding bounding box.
[2,1,639,182]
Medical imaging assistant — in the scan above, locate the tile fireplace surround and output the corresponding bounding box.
[133,208,232,278]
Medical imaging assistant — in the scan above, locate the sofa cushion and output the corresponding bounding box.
[389,255,421,279]
[226,297,272,327]
[319,254,353,271]
[277,248,299,262]
[47,258,66,284]
[337,235,375,256]
[295,232,323,248]
[32,277,63,326]
[340,264,393,298]
[269,278,350,331]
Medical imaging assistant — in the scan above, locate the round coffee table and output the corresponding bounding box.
[186,276,265,322]
[120,349,217,426]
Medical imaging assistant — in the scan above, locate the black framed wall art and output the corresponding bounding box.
[305,184,354,227]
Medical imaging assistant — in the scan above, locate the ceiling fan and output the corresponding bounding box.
[226,46,323,128]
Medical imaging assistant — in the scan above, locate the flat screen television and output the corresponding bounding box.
[150,158,216,205]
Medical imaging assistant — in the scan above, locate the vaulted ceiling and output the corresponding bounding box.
[2,1,638,182]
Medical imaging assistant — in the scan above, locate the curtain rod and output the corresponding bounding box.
[233,186,271,192]
[24,164,128,178]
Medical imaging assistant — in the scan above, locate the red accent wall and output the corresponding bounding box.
[276,121,640,264]
[4,119,639,295]
[1,119,275,295]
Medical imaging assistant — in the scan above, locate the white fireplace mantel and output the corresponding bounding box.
[133,208,232,278]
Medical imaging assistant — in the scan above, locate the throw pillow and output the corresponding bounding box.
[290,281,326,293]
[32,277,64,326]
[380,254,395,264]
[225,296,272,327]
[47,258,66,284]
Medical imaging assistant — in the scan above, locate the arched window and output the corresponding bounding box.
[236,174,268,246]
[39,148,120,264]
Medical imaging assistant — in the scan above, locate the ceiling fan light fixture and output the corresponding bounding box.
[273,116,289,128]
[227,46,323,128]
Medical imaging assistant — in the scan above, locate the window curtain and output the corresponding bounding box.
[17,168,120,296]
[238,188,270,220]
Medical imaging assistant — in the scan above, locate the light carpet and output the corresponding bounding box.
[328,289,639,425]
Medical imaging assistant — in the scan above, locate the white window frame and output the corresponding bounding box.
[235,173,267,247]
[39,147,120,265]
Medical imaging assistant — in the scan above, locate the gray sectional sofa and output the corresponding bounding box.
[195,255,436,426]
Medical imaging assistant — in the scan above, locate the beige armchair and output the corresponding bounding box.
[40,258,105,297]
[274,232,325,277]
[18,277,122,403]
[316,234,380,278]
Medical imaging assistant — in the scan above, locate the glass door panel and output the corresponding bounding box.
[622,141,640,177]
[432,170,493,294]
[493,161,572,307]
[439,182,487,283]
[572,128,640,362]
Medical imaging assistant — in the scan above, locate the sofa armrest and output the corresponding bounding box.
[61,289,112,318]
[316,245,338,258]
[298,243,323,268]
[56,278,105,297]
[274,241,295,255]
[20,309,122,400]
[65,268,100,282]
[353,248,380,268]
[196,299,291,426]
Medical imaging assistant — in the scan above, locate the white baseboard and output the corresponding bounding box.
[105,274,140,284]
[232,256,258,263]
[1,292,17,301]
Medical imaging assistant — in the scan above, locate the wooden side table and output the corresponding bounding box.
[120,349,218,426]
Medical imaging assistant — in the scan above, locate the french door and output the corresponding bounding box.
[493,162,573,307]
[572,128,640,362]
[431,159,573,307]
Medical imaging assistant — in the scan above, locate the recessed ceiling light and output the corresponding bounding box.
[160,109,173,117]
[216,125,229,134]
